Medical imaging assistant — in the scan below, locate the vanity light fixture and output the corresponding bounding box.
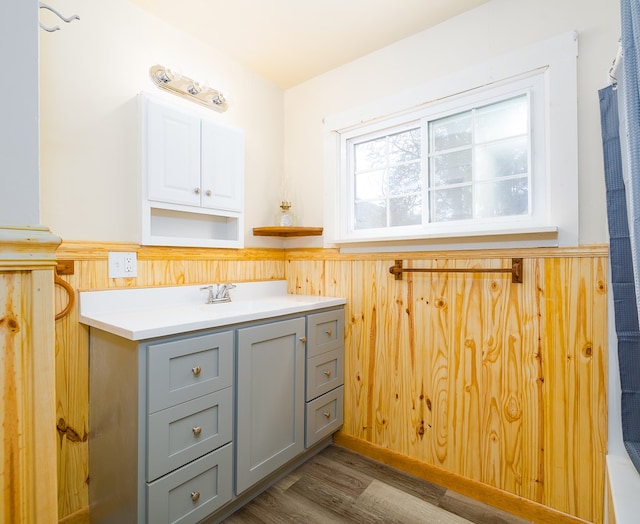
[149,64,228,112]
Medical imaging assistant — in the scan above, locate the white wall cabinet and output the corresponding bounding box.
[141,93,244,248]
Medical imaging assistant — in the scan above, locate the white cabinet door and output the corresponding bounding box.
[201,120,244,212]
[145,96,201,207]
[236,317,305,495]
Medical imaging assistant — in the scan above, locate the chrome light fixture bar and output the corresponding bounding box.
[149,64,228,113]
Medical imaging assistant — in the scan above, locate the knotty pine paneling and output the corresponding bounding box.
[2,227,61,524]
[53,243,608,524]
[285,247,608,524]
[53,243,285,521]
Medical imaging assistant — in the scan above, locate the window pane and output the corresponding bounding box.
[389,163,421,196]
[354,200,386,230]
[431,186,473,222]
[431,149,472,187]
[390,195,422,226]
[346,84,536,237]
[355,170,386,200]
[430,112,472,151]
[475,95,528,143]
[475,178,528,218]
[355,137,387,171]
[476,136,528,181]
[389,128,421,164]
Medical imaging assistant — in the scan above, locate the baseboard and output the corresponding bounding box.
[59,506,89,524]
[333,433,590,524]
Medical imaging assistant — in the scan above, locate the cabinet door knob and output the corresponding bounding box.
[192,365,202,377]
[191,491,200,503]
[323,370,332,378]
[192,426,202,437]
[323,411,332,418]
[299,336,307,343]
[194,187,201,195]
[325,329,333,337]
[205,189,212,197]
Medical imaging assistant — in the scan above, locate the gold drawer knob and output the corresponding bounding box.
[192,426,202,437]
[299,336,307,343]
[323,411,332,418]
[192,366,202,377]
[323,370,332,378]
[191,491,200,503]
[325,329,333,337]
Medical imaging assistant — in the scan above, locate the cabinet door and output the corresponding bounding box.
[236,317,305,494]
[307,309,344,358]
[145,96,202,206]
[147,443,233,524]
[201,120,244,212]
[147,388,233,482]
[306,347,344,401]
[147,330,233,413]
[305,386,344,448]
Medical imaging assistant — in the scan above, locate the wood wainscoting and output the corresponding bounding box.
[53,243,607,524]
[53,242,285,522]
[1,226,61,524]
[285,246,608,524]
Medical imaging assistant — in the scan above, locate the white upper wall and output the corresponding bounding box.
[39,0,283,246]
[39,0,620,247]
[284,0,621,248]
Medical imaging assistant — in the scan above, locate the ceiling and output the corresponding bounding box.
[130,0,490,89]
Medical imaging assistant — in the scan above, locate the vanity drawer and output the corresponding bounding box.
[147,388,232,481]
[307,309,344,358]
[305,386,344,448]
[306,348,343,401]
[146,443,233,524]
[147,331,233,413]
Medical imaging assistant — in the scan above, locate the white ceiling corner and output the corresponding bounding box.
[130,0,490,89]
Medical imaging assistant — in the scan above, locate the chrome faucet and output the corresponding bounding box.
[200,285,216,304]
[200,283,236,304]
[216,282,236,300]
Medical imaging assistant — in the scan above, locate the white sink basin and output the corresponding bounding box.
[79,281,345,340]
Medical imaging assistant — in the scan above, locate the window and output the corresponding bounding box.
[325,31,578,248]
[341,75,546,242]
[350,91,533,235]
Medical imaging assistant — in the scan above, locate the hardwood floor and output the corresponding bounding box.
[222,445,532,523]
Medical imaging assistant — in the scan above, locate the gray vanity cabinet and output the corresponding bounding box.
[235,317,306,494]
[89,329,234,524]
[89,306,344,523]
[305,310,345,447]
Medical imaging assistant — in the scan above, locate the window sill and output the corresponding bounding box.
[330,226,559,252]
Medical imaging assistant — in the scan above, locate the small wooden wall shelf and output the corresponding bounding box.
[252,226,323,237]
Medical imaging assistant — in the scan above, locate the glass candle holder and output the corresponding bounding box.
[278,201,295,227]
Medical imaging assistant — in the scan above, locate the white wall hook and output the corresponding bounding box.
[39,2,79,32]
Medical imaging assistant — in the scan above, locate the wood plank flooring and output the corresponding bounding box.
[222,445,532,523]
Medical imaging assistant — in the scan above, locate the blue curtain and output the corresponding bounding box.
[600,85,640,474]
[621,0,640,316]
[599,0,640,475]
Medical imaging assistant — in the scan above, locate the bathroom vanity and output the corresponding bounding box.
[80,281,345,523]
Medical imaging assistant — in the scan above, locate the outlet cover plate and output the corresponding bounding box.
[108,252,138,279]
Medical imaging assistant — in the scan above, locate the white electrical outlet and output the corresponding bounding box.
[108,252,138,278]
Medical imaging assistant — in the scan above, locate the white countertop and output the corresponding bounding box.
[79,280,346,340]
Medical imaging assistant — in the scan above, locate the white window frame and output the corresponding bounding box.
[323,31,578,249]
